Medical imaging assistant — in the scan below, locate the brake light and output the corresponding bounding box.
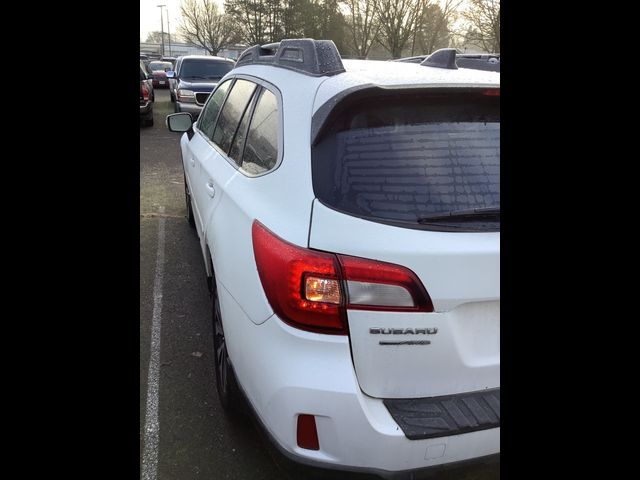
[141,83,150,101]
[252,221,344,334]
[252,221,433,335]
[483,88,500,96]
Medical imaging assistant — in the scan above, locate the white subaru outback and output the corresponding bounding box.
[167,39,500,477]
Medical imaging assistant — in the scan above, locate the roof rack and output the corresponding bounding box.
[234,38,345,77]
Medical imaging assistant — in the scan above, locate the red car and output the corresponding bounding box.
[148,61,173,88]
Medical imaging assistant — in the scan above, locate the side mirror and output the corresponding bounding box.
[166,71,175,79]
[166,112,193,133]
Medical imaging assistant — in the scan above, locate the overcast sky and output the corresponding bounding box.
[140,0,225,42]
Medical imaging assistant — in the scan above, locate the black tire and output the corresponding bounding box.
[184,176,196,229]
[141,111,154,127]
[212,284,241,413]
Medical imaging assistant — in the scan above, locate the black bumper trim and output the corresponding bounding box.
[383,388,500,440]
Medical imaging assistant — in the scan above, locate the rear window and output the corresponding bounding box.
[311,90,499,231]
[148,61,172,71]
[180,59,233,80]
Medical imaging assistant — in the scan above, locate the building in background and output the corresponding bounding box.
[140,42,248,60]
[216,45,247,60]
[140,42,209,57]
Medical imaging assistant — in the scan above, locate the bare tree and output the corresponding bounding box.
[179,0,241,55]
[463,0,499,52]
[146,31,171,44]
[342,0,380,59]
[375,0,426,59]
[414,0,462,55]
[225,0,269,45]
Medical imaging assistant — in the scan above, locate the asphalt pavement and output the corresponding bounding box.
[140,88,285,480]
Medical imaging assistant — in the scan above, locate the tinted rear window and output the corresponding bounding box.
[149,61,172,71]
[312,90,499,230]
[180,59,233,79]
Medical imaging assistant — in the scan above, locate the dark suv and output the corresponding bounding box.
[140,61,154,127]
[167,56,234,119]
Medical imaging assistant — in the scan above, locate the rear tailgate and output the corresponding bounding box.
[309,201,499,398]
[309,87,500,399]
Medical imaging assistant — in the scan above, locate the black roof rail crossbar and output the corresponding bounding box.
[456,57,500,72]
[234,38,345,77]
[421,48,458,70]
[421,49,500,72]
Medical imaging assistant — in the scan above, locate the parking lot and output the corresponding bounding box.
[140,88,284,480]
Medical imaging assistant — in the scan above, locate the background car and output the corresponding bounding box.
[139,61,154,127]
[161,56,177,68]
[148,60,173,88]
[166,55,234,118]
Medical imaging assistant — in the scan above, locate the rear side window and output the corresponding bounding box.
[212,79,257,153]
[242,89,278,175]
[198,80,232,140]
[228,90,258,164]
[312,90,500,231]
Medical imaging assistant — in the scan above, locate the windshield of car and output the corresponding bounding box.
[149,61,172,71]
[180,59,233,79]
[312,89,500,231]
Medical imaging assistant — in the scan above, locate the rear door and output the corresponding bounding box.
[309,88,500,399]
[183,79,232,237]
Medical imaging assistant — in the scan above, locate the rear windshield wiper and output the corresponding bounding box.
[417,207,500,224]
[184,75,207,79]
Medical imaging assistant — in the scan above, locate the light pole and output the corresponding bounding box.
[167,12,171,56]
[157,4,166,57]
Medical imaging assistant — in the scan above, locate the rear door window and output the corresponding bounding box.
[241,89,279,175]
[228,88,259,164]
[197,79,232,140]
[311,90,500,231]
[212,79,257,154]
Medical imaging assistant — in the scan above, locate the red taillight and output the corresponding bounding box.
[339,255,433,312]
[141,83,150,101]
[252,221,434,335]
[252,221,345,334]
[297,414,319,450]
[483,88,500,96]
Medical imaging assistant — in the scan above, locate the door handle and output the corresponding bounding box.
[205,181,216,197]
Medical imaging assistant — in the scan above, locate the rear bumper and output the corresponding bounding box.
[263,435,499,480]
[219,285,500,474]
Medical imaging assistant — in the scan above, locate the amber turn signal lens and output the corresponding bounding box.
[304,276,341,304]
